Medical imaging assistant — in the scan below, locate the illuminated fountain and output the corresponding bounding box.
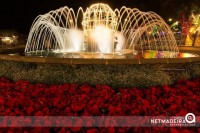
[25,3,179,58]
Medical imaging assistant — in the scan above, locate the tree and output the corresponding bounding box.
[190,11,200,46]
[177,1,200,46]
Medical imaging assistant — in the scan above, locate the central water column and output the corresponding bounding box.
[82,3,118,54]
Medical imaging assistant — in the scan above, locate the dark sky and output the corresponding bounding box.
[0,0,188,34]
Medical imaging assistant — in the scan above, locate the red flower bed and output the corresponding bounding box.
[0,77,199,132]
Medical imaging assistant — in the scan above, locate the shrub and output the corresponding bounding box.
[0,60,199,88]
[189,62,200,78]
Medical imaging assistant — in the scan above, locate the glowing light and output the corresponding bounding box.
[168,18,172,22]
[189,27,195,33]
[69,19,73,22]
[82,3,117,32]
[178,53,199,58]
[90,25,114,53]
[1,37,14,44]
[143,51,198,58]
[175,21,179,25]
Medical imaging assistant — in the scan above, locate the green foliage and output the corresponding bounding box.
[0,60,199,88]
[188,62,200,78]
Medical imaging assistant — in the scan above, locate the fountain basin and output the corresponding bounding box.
[0,47,199,65]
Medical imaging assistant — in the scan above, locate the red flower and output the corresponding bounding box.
[64,84,75,94]
[71,118,83,132]
[184,101,197,112]
[104,117,117,127]
[71,103,82,112]
[82,111,90,116]
[80,84,92,94]
[170,105,177,114]
[174,96,183,105]
[0,97,5,105]
[84,117,94,127]
[163,85,171,93]
[31,127,45,133]
[170,128,180,133]
[87,128,98,133]
[35,111,43,116]
[78,94,88,102]
[58,127,66,133]
[90,104,100,115]
[108,105,116,115]
[7,128,22,133]
[0,77,199,132]
[15,80,31,90]
[21,117,33,126]
[177,109,188,116]
[27,106,34,115]
[141,99,150,113]
[116,127,129,133]
[107,127,116,133]
[5,98,15,108]
[187,81,199,88]
[150,87,160,95]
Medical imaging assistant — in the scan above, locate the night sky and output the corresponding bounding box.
[0,0,192,34]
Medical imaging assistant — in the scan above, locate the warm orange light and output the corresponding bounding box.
[189,27,195,33]
[1,37,13,44]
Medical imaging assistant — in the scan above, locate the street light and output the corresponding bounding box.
[168,18,172,22]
